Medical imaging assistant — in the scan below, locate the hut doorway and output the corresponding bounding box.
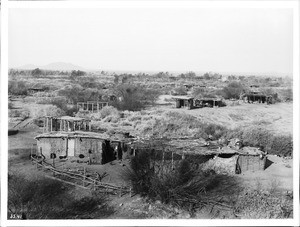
[68,139,75,156]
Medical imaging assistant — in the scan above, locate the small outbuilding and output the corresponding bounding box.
[175,97,194,109]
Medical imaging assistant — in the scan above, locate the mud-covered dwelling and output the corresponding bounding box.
[129,138,267,175]
[27,87,46,95]
[175,97,224,109]
[35,131,110,164]
[175,97,194,109]
[193,98,224,108]
[35,116,132,164]
[243,92,272,104]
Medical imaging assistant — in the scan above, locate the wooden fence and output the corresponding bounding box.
[31,156,132,197]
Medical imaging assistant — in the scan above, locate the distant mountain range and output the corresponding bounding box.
[13,62,292,77]
[15,62,86,71]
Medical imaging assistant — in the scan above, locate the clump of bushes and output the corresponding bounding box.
[112,84,161,111]
[171,86,188,96]
[98,106,120,119]
[8,80,28,96]
[35,96,77,117]
[8,102,14,110]
[225,126,293,156]
[124,150,238,212]
[33,105,66,118]
[278,88,293,102]
[146,111,227,140]
[87,106,120,122]
[57,85,104,104]
[234,179,293,218]
[9,109,30,120]
[221,82,246,99]
[8,172,114,219]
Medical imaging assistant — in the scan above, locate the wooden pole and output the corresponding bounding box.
[46,117,49,132]
[43,118,45,133]
[83,167,86,187]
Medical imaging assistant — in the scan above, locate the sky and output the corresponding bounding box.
[8,7,293,75]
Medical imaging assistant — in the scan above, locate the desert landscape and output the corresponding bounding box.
[8,67,293,219]
[5,4,296,223]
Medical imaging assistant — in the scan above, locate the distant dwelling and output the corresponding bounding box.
[77,101,109,113]
[242,92,272,104]
[35,116,131,164]
[28,86,47,95]
[175,97,224,109]
[175,97,194,109]
[183,84,194,89]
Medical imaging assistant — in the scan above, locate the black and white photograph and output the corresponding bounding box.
[1,0,299,226]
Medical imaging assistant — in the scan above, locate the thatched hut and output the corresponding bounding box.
[128,137,267,175]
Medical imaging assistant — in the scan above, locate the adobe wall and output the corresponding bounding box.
[237,155,266,173]
[37,137,66,158]
[36,137,104,163]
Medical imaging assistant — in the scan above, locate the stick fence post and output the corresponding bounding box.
[83,167,86,187]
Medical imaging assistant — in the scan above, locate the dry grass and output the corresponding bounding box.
[234,178,293,218]
[8,172,114,219]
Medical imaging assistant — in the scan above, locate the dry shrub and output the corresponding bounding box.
[225,126,293,157]
[234,179,293,218]
[9,110,30,120]
[103,115,120,123]
[124,150,238,212]
[269,134,293,157]
[33,105,65,118]
[120,121,133,126]
[96,106,120,119]
[8,80,28,96]
[35,97,53,104]
[144,111,227,140]
[8,172,114,219]
[33,91,55,98]
[8,102,14,109]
